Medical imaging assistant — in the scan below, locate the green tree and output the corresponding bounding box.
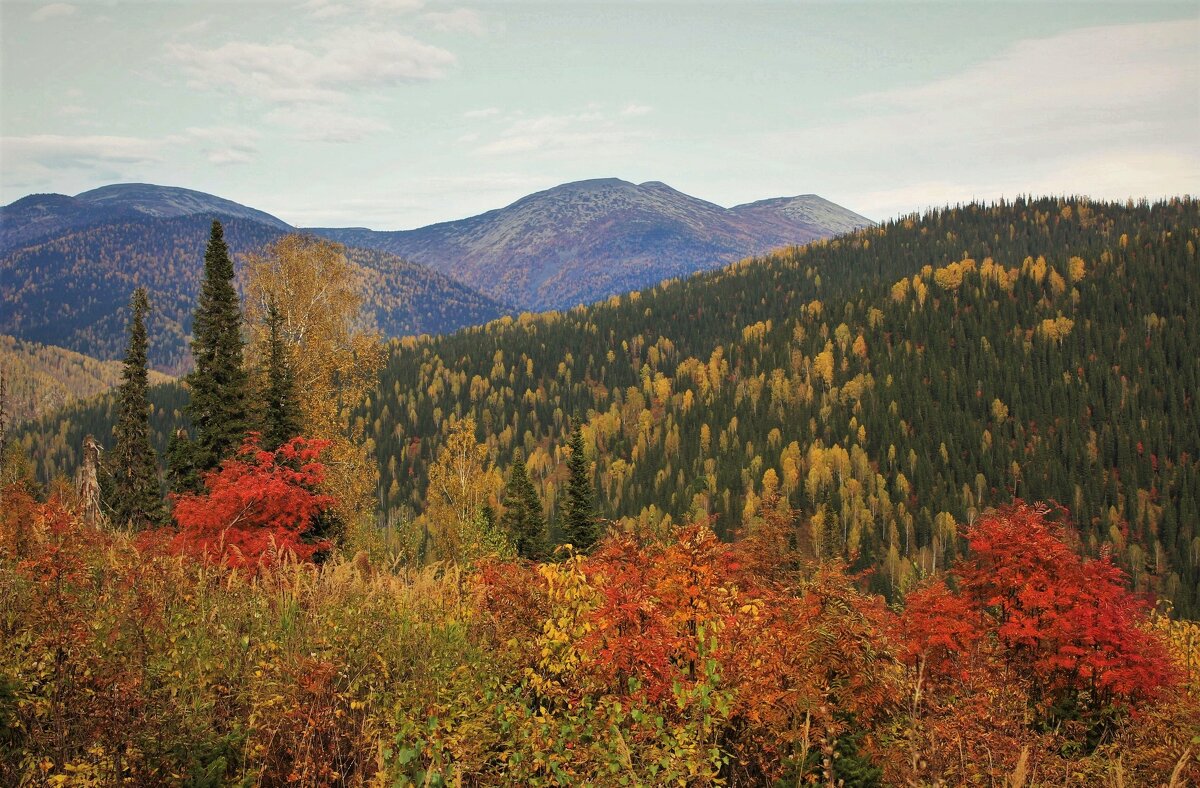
[170,220,249,492]
[109,288,165,530]
[560,426,600,551]
[499,451,548,559]
[260,300,302,451]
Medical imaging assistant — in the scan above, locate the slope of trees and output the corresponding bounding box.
[357,197,1200,612]
[0,334,172,423]
[16,197,1200,614]
[1,215,508,372]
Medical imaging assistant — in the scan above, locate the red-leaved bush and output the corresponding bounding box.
[957,502,1176,707]
[167,435,336,568]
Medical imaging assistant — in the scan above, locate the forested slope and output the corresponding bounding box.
[1,216,508,372]
[0,335,172,424]
[361,197,1199,611]
[18,197,1200,613]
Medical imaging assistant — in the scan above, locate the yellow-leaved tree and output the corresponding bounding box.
[423,417,510,565]
[242,234,385,538]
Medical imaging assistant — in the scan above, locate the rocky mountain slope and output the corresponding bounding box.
[312,178,874,309]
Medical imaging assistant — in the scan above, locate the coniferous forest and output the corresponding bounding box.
[4,197,1200,785]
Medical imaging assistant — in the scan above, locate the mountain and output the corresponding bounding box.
[0,335,173,424]
[75,183,293,229]
[21,196,1200,618]
[0,183,291,253]
[309,178,874,310]
[0,214,509,373]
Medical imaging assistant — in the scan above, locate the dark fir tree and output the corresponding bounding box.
[260,300,302,450]
[109,287,165,529]
[499,451,548,559]
[170,219,249,492]
[560,426,599,551]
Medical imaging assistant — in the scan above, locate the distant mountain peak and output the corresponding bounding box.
[75,183,292,229]
[311,179,874,310]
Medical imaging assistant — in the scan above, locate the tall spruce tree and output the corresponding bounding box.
[171,219,249,492]
[560,426,600,551]
[109,288,165,529]
[499,451,548,559]
[260,300,302,450]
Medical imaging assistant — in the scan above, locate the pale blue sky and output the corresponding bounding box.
[2,1,1197,228]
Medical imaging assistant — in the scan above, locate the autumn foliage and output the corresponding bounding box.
[164,434,336,567]
[3,481,1197,786]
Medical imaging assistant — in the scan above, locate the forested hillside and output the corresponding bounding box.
[362,196,1200,613]
[0,335,172,423]
[18,197,1200,614]
[1,215,508,372]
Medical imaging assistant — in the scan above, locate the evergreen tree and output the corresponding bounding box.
[260,300,302,450]
[499,451,548,559]
[109,288,165,529]
[171,219,249,492]
[560,426,599,551]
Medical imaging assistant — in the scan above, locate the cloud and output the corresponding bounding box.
[2,134,162,168]
[620,103,652,117]
[463,107,500,119]
[301,0,347,19]
[168,126,262,167]
[423,8,485,36]
[759,19,1200,219]
[474,106,652,157]
[264,107,390,143]
[168,28,455,104]
[0,134,163,193]
[30,3,76,22]
[0,127,263,189]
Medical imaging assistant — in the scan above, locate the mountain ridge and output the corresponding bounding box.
[308,177,875,309]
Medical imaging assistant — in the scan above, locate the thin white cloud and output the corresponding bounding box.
[475,106,651,156]
[168,28,455,104]
[301,0,347,20]
[265,107,390,143]
[423,8,485,36]
[761,18,1200,219]
[364,0,424,11]
[2,134,162,167]
[0,127,262,187]
[168,126,262,167]
[620,103,652,117]
[30,3,76,22]
[463,107,500,119]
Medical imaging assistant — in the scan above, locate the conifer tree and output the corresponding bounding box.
[560,426,599,551]
[261,300,302,451]
[499,451,548,559]
[109,288,165,529]
[171,220,249,492]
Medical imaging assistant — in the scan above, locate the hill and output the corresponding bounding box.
[0,183,290,253]
[0,335,173,424]
[309,178,874,310]
[19,196,1200,616]
[0,215,509,373]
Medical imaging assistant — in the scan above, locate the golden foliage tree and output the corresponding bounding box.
[243,234,385,534]
[424,417,509,564]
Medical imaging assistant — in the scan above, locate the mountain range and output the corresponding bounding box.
[310,178,874,310]
[1,180,871,372]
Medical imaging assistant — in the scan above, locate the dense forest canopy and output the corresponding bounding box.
[16,196,1200,614]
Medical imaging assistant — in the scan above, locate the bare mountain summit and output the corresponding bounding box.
[311,178,873,310]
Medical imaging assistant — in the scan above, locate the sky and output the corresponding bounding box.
[1,1,1197,229]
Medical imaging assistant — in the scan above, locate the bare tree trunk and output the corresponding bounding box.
[75,435,103,527]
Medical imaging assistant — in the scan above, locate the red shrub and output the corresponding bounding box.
[166,435,336,568]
